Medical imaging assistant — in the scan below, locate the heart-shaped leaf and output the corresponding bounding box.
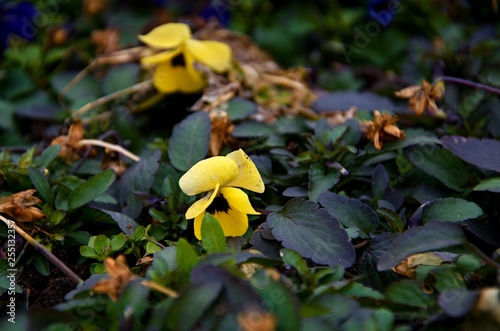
[378,221,467,271]
[168,112,210,172]
[421,198,483,223]
[318,192,379,239]
[99,209,139,236]
[441,136,500,173]
[267,198,355,268]
[405,145,469,191]
[118,150,161,218]
[308,163,340,202]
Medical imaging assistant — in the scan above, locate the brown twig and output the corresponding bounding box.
[77,139,141,162]
[0,215,83,284]
[72,79,153,118]
[440,76,500,95]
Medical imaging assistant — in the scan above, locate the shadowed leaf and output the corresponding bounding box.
[378,221,467,271]
[441,135,500,173]
[168,112,210,172]
[267,198,355,268]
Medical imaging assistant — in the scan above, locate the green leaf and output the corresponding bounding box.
[93,235,111,255]
[49,209,66,226]
[167,282,222,331]
[201,213,227,254]
[280,248,312,284]
[385,280,434,308]
[422,198,483,223]
[34,144,61,169]
[267,198,355,268]
[338,282,385,300]
[102,63,139,95]
[429,265,466,292]
[232,121,274,138]
[318,192,379,239]
[68,169,116,210]
[473,178,500,192]
[168,112,210,172]
[251,271,300,331]
[225,97,258,120]
[50,71,101,109]
[176,238,198,279]
[28,167,54,205]
[405,145,469,191]
[308,163,340,202]
[110,281,149,325]
[377,207,404,233]
[377,221,467,271]
[146,242,162,255]
[33,255,50,276]
[80,246,99,258]
[110,233,127,251]
[99,209,139,236]
[118,150,161,218]
[18,146,36,168]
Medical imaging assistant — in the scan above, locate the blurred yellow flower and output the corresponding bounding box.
[138,23,232,94]
[179,149,265,239]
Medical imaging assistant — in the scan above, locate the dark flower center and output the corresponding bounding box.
[171,53,186,67]
[206,194,230,214]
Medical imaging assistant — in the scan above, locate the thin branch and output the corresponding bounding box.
[141,280,178,298]
[78,139,141,162]
[59,46,149,104]
[440,76,500,95]
[0,215,83,284]
[465,242,500,270]
[72,79,153,118]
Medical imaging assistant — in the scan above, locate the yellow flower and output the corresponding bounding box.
[138,23,232,94]
[179,149,265,240]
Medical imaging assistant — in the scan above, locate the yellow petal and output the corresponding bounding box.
[225,149,265,193]
[185,39,232,73]
[179,157,239,195]
[220,187,260,215]
[178,50,206,93]
[141,48,180,65]
[212,208,248,237]
[185,184,219,219]
[193,212,205,240]
[138,23,191,49]
[153,61,204,94]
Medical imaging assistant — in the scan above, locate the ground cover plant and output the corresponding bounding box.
[1,0,500,330]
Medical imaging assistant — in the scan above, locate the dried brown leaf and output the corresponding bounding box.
[0,189,45,222]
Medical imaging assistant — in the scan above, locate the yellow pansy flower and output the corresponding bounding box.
[138,23,232,94]
[179,149,265,239]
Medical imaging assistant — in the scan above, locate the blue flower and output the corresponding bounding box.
[368,0,399,27]
[0,1,37,52]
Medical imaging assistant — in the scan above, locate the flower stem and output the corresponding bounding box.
[0,215,83,284]
[440,76,500,95]
[77,139,141,162]
[72,79,153,118]
[141,280,178,298]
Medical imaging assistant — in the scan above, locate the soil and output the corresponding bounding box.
[3,246,91,310]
